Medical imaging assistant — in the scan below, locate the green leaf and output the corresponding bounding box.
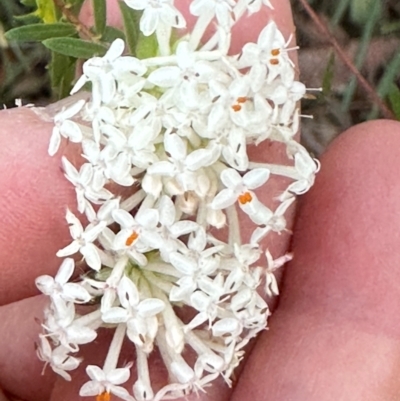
[35,0,57,23]
[118,1,140,55]
[322,52,335,96]
[14,14,42,25]
[43,37,107,59]
[5,23,77,42]
[20,0,37,6]
[102,26,126,42]
[50,51,77,100]
[92,0,107,35]
[136,32,158,59]
[350,0,382,26]
[388,84,400,121]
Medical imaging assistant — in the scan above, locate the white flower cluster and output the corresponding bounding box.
[36,1,319,400]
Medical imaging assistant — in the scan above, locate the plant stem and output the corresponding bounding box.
[52,0,98,42]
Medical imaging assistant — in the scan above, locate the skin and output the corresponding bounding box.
[1,1,400,400]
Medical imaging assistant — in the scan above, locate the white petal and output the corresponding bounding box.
[243,168,270,189]
[169,253,197,275]
[79,380,103,396]
[35,275,55,295]
[112,209,135,228]
[210,189,236,210]
[102,307,130,323]
[158,195,176,227]
[119,276,140,308]
[56,241,81,257]
[48,128,61,156]
[220,168,242,189]
[171,359,195,384]
[106,367,131,385]
[136,208,159,229]
[212,318,241,337]
[164,133,186,160]
[105,38,125,61]
[55,258,75,285]
[66,325,97,345]
[147,66,181,87]
[63,283,91,303]
[137,298,165,317]
[60,120,82,142]
[81,243,102,271]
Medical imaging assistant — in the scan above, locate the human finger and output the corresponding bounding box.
[232,119,400,400]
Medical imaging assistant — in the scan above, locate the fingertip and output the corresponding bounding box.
[0,107,76,305]
[283,118,400,326]
[231,119,400,401]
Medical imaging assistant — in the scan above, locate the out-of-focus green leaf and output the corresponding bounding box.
[350,0,382,26]
[332,0,351,25]
[92,0,107,35]
[20,0,36,6]
[136,31,158,59]
[5,23,77,42]
[388,84,400,121]
[381,21,400,35]
[102,26,126,42]
[322,52,335,95]
[69,0,86,15]
[14,14,41,24]
[43,37,107,59]
[118,1,140,55]
[35,0,57,23]
[50,51,77,99]
[341,0,380,112]
[368,51,400,119]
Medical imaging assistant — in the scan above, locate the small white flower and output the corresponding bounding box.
[56,209,106,271]
[210,167,270,213]
[102,276,165,351]
[36,258,91,311]
[72,39,146,107]
[79,365,134,401]
[264,250,292,296]
[250,196,296,243]
[36,336,81,381]
[190,0,236,28]
[48,99,85,156]
[124,0,186,36]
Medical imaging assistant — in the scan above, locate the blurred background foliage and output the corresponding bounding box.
[293,0,400,154]
[1,0,400,155]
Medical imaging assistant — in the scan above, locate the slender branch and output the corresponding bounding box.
[297,0,395,120]
[52,0,98,41]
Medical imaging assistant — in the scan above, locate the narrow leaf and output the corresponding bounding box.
[5,23,77,42]
[118,1,140,55]
[136,32,158,60]
[388,84,400,121]
[102,26,126,42]
[35,0,57,23]
[322,52,335,96]
[51,52,77,100]
[92,0,107,35]
[43,37,107,59]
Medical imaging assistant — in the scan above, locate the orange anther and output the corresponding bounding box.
[126,231,139,246]
[270,58,279,65]
[231,104,242,112]
[238,192,253,204]
[237,97,247,103]
[271,48,280,56]
[97,391,111,401]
